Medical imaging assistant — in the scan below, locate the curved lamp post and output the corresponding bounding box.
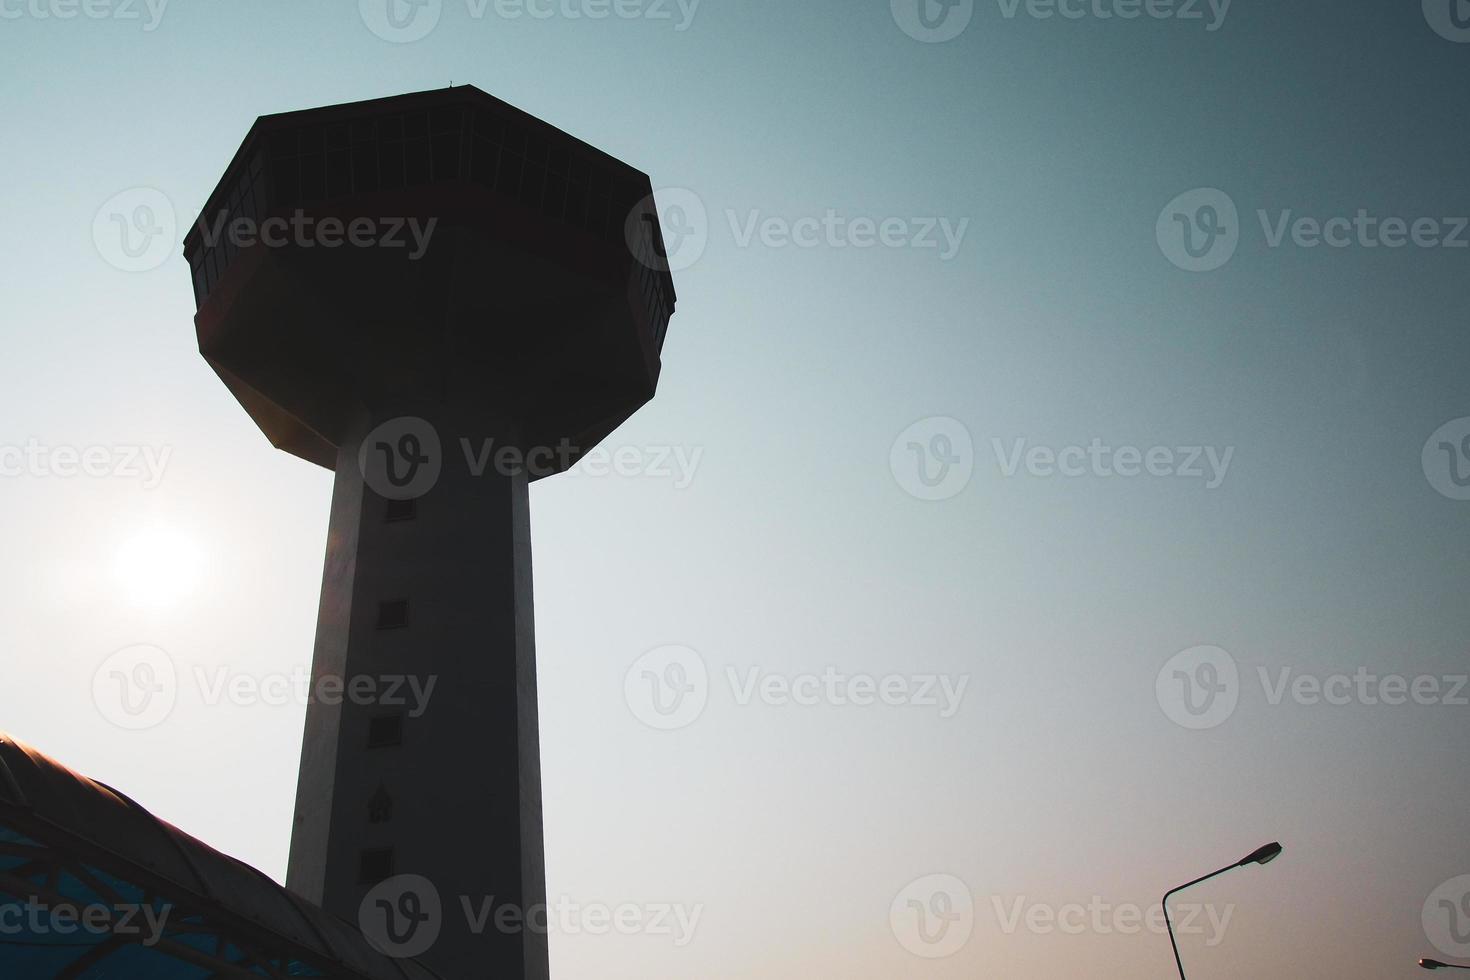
[1163,842,1283,979]
[1421,959,1470,970]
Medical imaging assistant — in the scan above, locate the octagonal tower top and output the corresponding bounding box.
[185,86,678,477]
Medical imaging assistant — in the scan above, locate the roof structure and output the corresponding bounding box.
[0,732,443,979]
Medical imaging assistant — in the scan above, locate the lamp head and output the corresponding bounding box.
[1239,842,1283,867]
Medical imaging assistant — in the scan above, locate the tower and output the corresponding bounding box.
[184,86,676,979]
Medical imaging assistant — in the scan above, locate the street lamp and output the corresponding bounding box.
[1421,959,1470,970]
[1163,842,1283,979]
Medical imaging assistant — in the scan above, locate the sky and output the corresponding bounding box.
[2,0,1469,977]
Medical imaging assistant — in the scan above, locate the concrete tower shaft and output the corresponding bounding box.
[289,406,546,978]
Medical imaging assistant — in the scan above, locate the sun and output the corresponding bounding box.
[113,523,205,609]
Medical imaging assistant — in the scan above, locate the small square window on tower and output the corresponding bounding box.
[359,847,394,885]
[384,498,417,523]
[368,714,404,749]
[376,599,410,630]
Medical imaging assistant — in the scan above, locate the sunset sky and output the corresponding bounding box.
[2,1,1469,977]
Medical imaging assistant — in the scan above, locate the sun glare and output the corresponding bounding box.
[113,524,205,609]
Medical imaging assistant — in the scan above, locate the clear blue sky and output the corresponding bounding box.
[2,1,1468,977]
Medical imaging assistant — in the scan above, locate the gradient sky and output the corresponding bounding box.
[2,1,1469,977]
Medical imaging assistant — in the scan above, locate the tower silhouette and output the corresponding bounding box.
[184,86,676,978]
